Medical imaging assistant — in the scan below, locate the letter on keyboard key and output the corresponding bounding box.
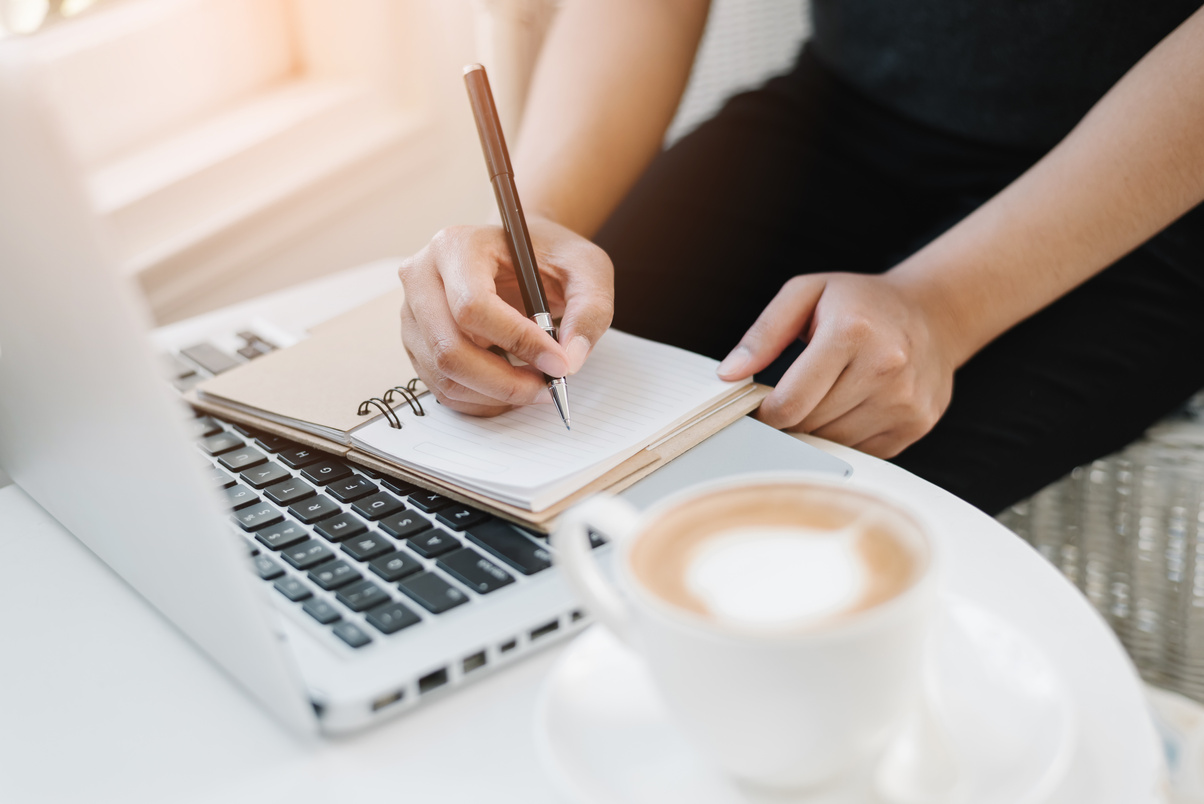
[240,461,291,490]
[264,478,316,506]
[315,512,368,542]
[351,491,405,521]
[340,534,393,562]
[301,459,352,485]
[437,548,515,594]
[253,555,285,580]
[289,495,340,524]
[378,511,431,540]
[407,529,459,558]
[327,476,378,503]
[435,504,489,531]
[369,550,422,582]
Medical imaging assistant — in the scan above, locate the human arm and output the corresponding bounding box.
[719,5,1204,457]
[398,0,710,416]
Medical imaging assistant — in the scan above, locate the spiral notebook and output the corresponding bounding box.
[190,289,769,528]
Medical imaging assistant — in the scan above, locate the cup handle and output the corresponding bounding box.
[552,495,641,646]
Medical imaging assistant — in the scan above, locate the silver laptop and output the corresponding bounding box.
[0,52,851,735]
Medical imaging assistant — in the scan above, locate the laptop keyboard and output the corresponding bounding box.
[195,413,585,651]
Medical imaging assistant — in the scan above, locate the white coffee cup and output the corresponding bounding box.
[552,474,938,791]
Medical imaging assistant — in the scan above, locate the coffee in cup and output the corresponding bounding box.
[553,475,937,790]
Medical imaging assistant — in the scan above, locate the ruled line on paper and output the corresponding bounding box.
[352,329,743,502]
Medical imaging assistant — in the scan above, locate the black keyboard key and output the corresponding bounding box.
[465,519,553,575]
[193,416,223,438]
[365,601,421,635]
[351,491,405,521]
[380,477,419,496]
[302,597,341,625]
[218,447,267,472]
[255,520,308,551]
[302,459,353,485]
[230,423,258,437]
[273,576,313,602]
[335,579,391,612]
[233,502,284,532]
[409,490,453,513]
[378,511,431,540]
[353,464,383,479]
[340,533,393,562]
[369,550,423,582]
[589,529,608,549]
[181,342,241,375]
[315,512,368,542]
[333,621,372,648]
[289,495,340,524]
[207,466,236,488]
[264,478,316,506]
[253,433,294,453]
[223,483,259,510]
[435,504,489,531]
[398,572,469,614]
[240,461,291,490]
[278,446,321,469]
[281,539,336,570]
[437,548,515,594]
[199,432,244,456]
[252,554,285,580]
[327,476,378,503]
[407,529,459,559]
[307,559,362,591]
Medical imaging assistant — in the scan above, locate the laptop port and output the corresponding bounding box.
[462,651,487,674]
[371,689,404,712]
[500,638,518,654]
[530,619,560,640]
[570,609,584,622]
[418,668,449,695]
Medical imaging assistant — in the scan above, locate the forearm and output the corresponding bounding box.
[888,5,1204,367]
[510,0,709,237]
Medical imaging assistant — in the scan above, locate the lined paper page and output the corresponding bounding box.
[351,330,746,509]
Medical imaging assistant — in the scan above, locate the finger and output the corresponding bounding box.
[795,362,876,433]
[556,248,614,374]
[401,278,548,407]
[851,430,915,460]
[756,327,854,430]
[440,252,570,378]
[808,401,884,447]
[717,275,827,380]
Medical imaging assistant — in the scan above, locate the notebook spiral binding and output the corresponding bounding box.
[356,378,425,430]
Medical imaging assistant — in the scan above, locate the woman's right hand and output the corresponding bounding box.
[398,217,615,417]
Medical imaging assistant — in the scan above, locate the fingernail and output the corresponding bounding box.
[566,336,591,374]
[535,352,568,378]
[717,346,751,378]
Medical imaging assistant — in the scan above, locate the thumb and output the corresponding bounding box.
[717,274,826,380]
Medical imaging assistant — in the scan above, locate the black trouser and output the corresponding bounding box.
[595,46,1204,515]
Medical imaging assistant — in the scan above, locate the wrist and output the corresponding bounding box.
[882,263,984,370]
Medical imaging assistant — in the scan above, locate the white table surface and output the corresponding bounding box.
[0,262,1164,804]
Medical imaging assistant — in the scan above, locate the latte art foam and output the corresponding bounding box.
[628,483,922,631]
[685,526,866,627]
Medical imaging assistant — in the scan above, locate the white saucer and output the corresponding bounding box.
[534,595,1075,804]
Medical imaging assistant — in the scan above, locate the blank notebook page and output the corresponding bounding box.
[350,329,746,510]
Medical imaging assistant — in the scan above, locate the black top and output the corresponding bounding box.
[809,0,1201,150]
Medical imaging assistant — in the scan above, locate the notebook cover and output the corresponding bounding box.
[194,288,414,442]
